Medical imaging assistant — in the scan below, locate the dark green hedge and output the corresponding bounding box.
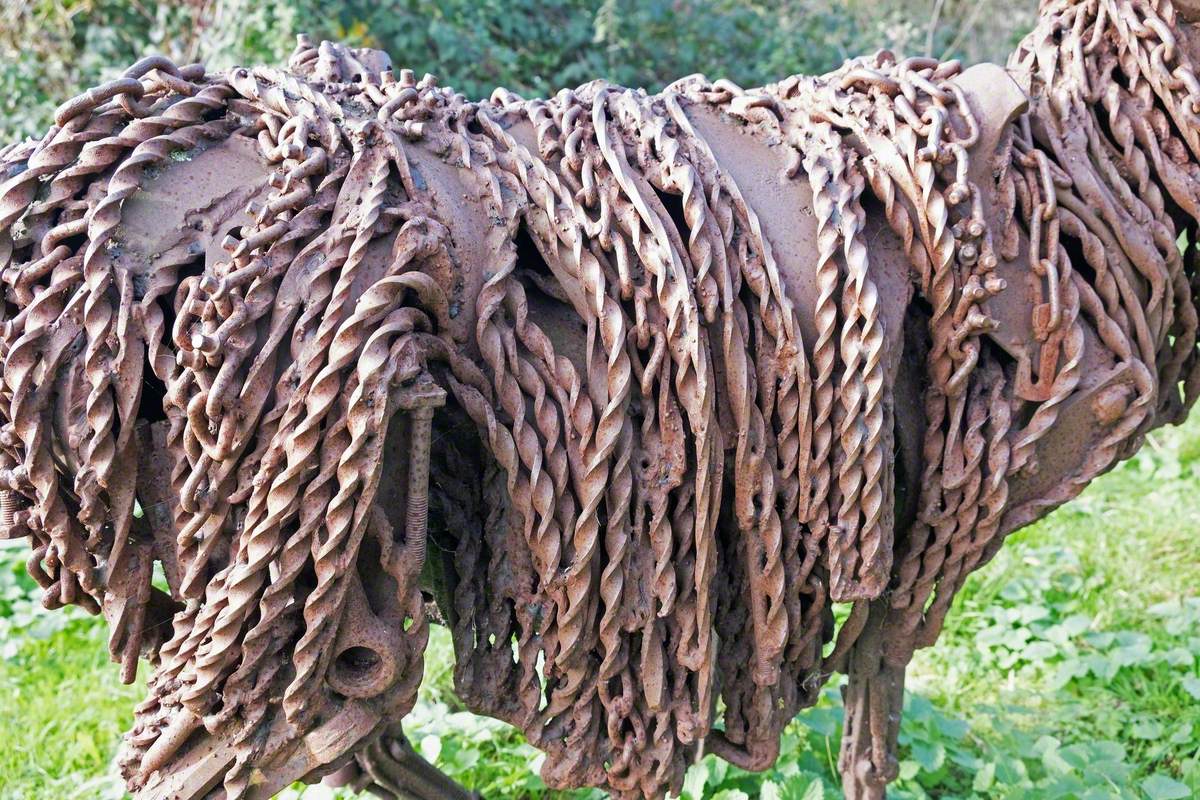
[1,0,1035,141]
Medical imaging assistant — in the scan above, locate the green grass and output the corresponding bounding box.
[2,415,1198,800]
[0,561,144,800]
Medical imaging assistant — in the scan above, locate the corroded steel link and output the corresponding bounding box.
[181,143,395,716]
[625,88,778,701]
[74,83,230,550]
[217,162,373,719]
[994,0,1193,536]
[821,128,890,602]
[531,92,660,779]
[797,121,842,570]
[661,85,817,731]
[915,362,1012,647]
[5,3,1200,800]
[785,54,998,622]
[285,322,444,728]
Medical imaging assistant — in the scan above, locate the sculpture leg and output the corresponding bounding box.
[326,725,481,800]
[839,601,905,800]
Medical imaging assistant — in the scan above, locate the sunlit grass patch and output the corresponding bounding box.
[0,611,143,798]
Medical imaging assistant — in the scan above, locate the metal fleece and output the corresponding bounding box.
[1,1,1199,798]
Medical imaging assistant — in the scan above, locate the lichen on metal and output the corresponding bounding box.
[0,1,1198,798]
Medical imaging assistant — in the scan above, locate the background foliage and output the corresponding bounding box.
[0,1,1195,799]
[0,0,1036,141]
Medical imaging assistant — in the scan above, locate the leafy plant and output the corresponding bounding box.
[1,0,1037,142]
[0,543,74,659]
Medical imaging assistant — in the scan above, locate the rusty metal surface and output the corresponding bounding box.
[0,2,1198,799]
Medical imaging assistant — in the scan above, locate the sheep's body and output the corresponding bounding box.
[1,2,1198,798]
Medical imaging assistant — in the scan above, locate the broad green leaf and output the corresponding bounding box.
[1141,774,1191,800]
[972,761,996,791]
[797,707,840,737]
[1021,641,1058,661]
[1132,720,1164,740]
[1162,648,1195,667]
[1084,759,1132,785]
[1169,722,1194,745]
[799,778,825,800]
[419,734,441,764]
[681,761,708,800]
[909,740,945,772]
[934,714,969,740]
[710,790,749,800]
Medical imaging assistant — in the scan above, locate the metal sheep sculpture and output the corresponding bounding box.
[1,0,1198,797]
